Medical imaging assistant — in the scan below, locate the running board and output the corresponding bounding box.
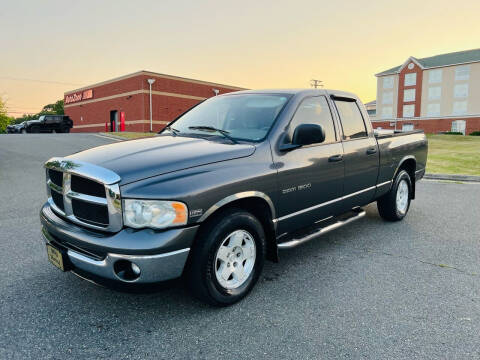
[277,208,366,249]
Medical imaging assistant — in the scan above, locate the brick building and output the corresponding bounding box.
[373,49,480,134]
[64,71,245,133]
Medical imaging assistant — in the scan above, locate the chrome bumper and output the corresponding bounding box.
[40,202,198,284]
[42,227,190,283]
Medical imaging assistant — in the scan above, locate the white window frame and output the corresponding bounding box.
[383,76,394,89]
[451,120,466,135]
[452,101,468,115]
[403,89,416,102]
[455,65,470,81]
[381,106,393,119]
[454,83,469,98]
[382,91,393,104]
[403,104,415,118]
[404,73,416,86]
[428,69,442,84]
[427,103,441,117]
[428,86,441,100]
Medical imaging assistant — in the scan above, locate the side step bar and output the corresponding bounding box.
[277,208,366,249]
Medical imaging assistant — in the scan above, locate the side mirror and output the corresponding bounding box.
[292,123,325,146]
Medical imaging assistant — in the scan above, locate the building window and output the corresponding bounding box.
[403,104,415,118]
[451,120,466,135]
[428,86,442,100]
[381,106,393,119]
[454,83,469,98]
[427,103,441,117]
[452,101,468,115]
[402,123,414,131]
[428,69,442,84]
[403,89,416,102]
[455,65,470,81]
[383,76,394,89]
[404,73,416,86]
[382,91,393,104]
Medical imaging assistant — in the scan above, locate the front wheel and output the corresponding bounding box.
[377,170,412,221]
[186,209,266,306]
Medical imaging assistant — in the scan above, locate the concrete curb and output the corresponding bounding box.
[424,173,480,183]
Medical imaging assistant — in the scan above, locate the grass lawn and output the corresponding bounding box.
[102,132,480,176]
[426,134,480,175]
[101,132,155,140]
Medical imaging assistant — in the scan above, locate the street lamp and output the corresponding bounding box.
[147,78,156,132]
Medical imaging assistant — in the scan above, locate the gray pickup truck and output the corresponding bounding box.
[40,89,427,306]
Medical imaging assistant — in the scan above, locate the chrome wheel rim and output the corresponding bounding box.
[396,179,409,214]
[214,230,256,289]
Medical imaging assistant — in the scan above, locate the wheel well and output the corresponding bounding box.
[397,158,416,199]
[199,197,278,262]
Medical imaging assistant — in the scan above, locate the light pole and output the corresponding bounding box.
[147,78,156,132]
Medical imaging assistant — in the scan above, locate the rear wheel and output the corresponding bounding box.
[186,209,266,306]
[61,126,70,133]
[377,170,412,221]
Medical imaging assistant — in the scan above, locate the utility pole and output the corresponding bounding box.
[310,79,323,89]
[147,79,156,132]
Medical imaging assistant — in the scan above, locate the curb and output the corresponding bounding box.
[424,173,480,183]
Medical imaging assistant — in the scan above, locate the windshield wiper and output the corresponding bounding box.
[188,126,237,144]
[164,125,180,136]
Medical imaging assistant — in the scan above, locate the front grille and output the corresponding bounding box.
[71,175,106,198]
[51,190,64,211]
[49,169,63,187]
[44,158,122,232]
[72,199,109,227]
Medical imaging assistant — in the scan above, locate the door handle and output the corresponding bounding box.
[328,154,343,162]
[366,147,377,155]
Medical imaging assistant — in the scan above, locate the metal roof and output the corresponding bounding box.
[376,48,480,76]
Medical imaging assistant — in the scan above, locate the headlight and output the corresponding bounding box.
[123,199,188,229]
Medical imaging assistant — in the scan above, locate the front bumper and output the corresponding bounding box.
[40,202,199,284]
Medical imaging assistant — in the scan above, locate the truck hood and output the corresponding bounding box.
[66,135,256,185]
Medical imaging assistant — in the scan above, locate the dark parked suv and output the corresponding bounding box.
[22,115,73,133]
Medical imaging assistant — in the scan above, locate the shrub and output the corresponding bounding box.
[469,131,480,136]
[439,131,463,135]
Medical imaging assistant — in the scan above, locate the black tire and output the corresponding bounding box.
[61,126,70,133]
[377,170,412,221]
[186,208,266,306]
[30,126,40,133]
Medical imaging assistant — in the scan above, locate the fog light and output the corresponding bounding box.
[131,262,141,275]
[114,260,141,281]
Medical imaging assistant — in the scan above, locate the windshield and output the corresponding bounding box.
[38,115,45,121]
[166,94,290,142]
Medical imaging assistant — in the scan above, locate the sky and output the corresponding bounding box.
[1,0,480,117]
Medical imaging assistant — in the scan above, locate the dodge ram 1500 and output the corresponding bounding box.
[40,89,428,306]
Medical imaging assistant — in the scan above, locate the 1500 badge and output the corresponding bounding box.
[282,183,311,194]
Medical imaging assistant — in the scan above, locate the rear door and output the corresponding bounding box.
[273,95,344,234]
[331,95,379,210]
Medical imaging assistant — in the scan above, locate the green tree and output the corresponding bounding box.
[0,97,13,133]
[40,99,64,115]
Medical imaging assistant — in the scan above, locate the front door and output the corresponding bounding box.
[273,96,344,235]
[332,97,379,210]
[110,110,118,132]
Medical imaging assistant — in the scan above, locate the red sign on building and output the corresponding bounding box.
[65,89,94,104]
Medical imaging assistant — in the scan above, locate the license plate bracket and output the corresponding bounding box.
[46,243,69,272]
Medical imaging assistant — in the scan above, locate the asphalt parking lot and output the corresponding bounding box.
[1,133,479,359]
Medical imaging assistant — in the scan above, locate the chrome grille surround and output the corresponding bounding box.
[44,157,122,232]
